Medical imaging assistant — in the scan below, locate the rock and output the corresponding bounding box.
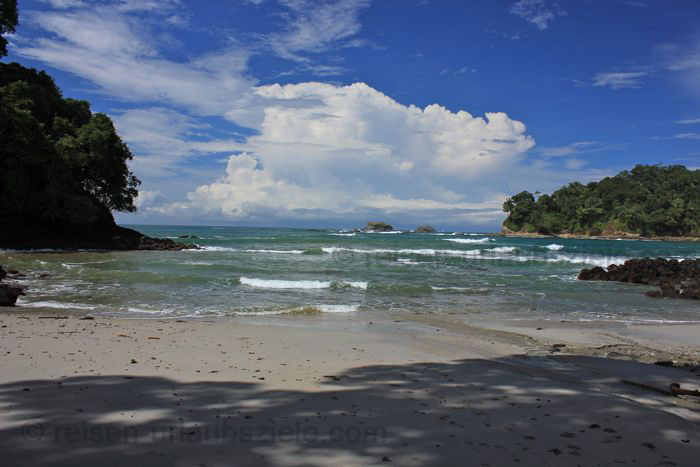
[0,266,5,282]
[37,273,50,279]
[415,225,436,233]
[1,222,199,251]
[364,222,394,232]
[0,284,25,306]
[178,235,190,238]
[136,235,200,251]
[577,266,607,281]
[7,269,19,275]
[654,360,674,367]
[578,258,700,300]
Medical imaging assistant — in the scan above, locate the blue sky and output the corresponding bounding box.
[6,0,700,230]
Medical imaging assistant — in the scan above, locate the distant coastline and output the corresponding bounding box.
[500,227,700,243]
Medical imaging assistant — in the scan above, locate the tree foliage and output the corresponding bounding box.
[0,0,17,58]
[502,165,700,237]
[0,62,140,228]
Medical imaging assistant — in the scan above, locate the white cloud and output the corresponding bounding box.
[112,108,241,177]
[16,5,255,118]
[134,190,166,209]
[265,0,371,61]
[150,82,536,223]
[41,0,87,8]
[21,0,598,228]
[509,0,566,31]
[539,141,627,157]
[675,133,700,140]
[592,71,648,89]
[657,37,700,98]
[540,141,596,157]
[677,118,700,124]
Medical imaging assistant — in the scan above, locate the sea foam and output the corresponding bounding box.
[238,277,368,290]
[443,238,492,244]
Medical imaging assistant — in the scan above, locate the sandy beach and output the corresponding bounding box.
[0,309,698,466]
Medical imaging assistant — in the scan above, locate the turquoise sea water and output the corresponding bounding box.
[1,225,699,322]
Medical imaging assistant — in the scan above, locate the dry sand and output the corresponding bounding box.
[0,308,698,466]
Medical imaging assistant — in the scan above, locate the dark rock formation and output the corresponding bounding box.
[578,258,700,300]
[0,221,199,251]
[364,222,394,232]
[0,266,25,306]
[415,225,436,233]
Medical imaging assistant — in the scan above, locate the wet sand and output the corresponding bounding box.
[0,309,698,466]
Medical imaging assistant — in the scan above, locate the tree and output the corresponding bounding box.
[0,62,140,228]
[0,0,18,58]
[502,165,700,237]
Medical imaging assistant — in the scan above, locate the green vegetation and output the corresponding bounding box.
[0,1,140,233]
[0,0,17,59]
[503,165,700,237]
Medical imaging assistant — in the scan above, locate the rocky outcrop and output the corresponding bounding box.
[578,258,700,300]
[415,225,436,233]
[135,235,199,251]
[0,266,25,306]
[364,222,394,232]
[0,222,199,251]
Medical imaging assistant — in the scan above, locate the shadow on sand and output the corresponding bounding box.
[0,355,697,466]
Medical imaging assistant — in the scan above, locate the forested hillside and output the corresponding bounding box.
[502,165,700,237]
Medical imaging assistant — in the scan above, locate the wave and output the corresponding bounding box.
[199,246,307,254]
[246,249,304,254]
[545,254,628,267]
[397,258,420,265]
[302,247,327,255]
[236,304,360,315]
[366,231,403,234]
[546,244,564,251]
[63,259,116,266]
[20,300,97,310]
[197,246,238,252]
[238,277,367,290]
[443,238,492,244]
[330,233,356,237]
[431,286,490,294]
[321,246,625,266]
[489,246,517,253]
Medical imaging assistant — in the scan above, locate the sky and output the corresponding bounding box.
[5,0,700,230]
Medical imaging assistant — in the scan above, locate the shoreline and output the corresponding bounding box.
[500,230,700,242]
[0,308,698,465]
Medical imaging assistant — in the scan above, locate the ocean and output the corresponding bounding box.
[2,225,698,322]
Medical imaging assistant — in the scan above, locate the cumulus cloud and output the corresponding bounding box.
[150,82,535,224]
[509,0,566,31]
[19,0,587,228]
